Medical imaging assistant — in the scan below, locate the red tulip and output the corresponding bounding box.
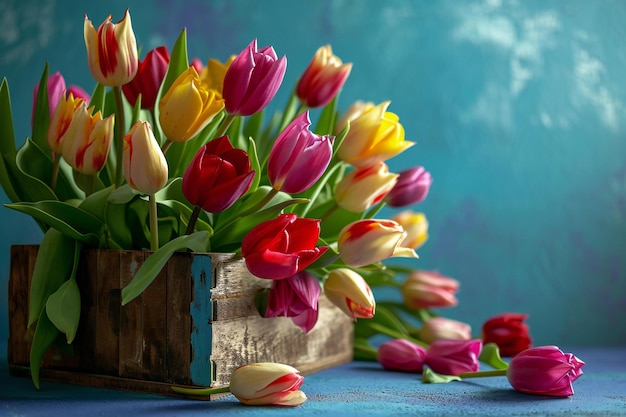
[182,136,255,213]
[223,39,286,116]
[241,214,328,280]
[296,45,352,108]
[507,346,584,396]
[267,111,333,194]
[122,46,170,109]
[425,339,482,375]
[265,271,320,333]
[482,313,532,357]
[378,339,427,372]
[385,166,432,207]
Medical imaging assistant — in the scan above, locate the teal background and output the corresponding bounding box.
[1,0,625,347]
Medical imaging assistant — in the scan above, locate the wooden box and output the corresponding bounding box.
[7,245,354,399]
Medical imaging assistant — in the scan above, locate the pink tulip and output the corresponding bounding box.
[425,339,482,375]
[32,71,65,124]
[418,317,472,344]
[265,271,320,333]
[507,346,584,396]
[378,339,427,372]
[386,166,433,207]
[401,270,459,310]
[223,39,286,116]
[267,111,333,194]
[241,214,328,280]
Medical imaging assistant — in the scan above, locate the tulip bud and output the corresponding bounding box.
[122,46,170,110]
[267,111,333,194]
[241,214,329,280]
[401,270,458,310]
[338,219,418,268]
[265,271,320,333]
[47,92,86,154]
[122,120,168,195]
[386,166,433,207]
[182,135,255,213]
[324,268,375,321]
[378,339,427,372]
[425,339,482,375]
[337,101,414,168]
[507,346,585,396]
[482,313,532,357]
[32,71,66,125]
[60,103,114,175]
[84,9,138,87]
[417,317,471,344]
[159,67,225,142]
[391,211,429,250]
[229,363,307,406]
[296,45,352,108]
[223,39,287,116]
[335,162,398,213]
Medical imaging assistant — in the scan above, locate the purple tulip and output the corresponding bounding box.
[265,271,321,333]
[386,166,432,207]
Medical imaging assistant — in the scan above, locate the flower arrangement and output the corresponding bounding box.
[0,8,585,406]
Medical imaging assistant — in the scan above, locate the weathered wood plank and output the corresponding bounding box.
[165,253,191,384]
[118,250,145,378]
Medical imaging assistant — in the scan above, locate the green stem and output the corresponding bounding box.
[458,369,507,379]
[367,322,428,348]
[171,385,231,396]
[320,202,339,222]
[186,205,202,235]
[214,113,236,139]
[50,156,61,192]
[113,86,126,188]
[149,193,159,251]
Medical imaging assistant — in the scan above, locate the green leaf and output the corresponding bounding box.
[46,278,81,344]
[27,229,76,327]
[88,83,107,115]
[314,95,338,135]
[478,343,509,370]
[0,78,16,157]
[0,154,20,203]
[5,200,102,245]
[353,337,379,362]
[247,137,261,192]
[422,368,461,384]
[159,28,188,102]
[31,63,50,151]
[121,231,211,305]
[78,185,114,221]
[354,304,412,341]
[29,308,61,389]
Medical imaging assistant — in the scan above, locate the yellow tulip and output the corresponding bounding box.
[229,363,307,406]
[198,55,236,95]
[335,162,398,213]
[47,92,85,154]
[324,268,375,321]
[337,101,414,168]
[392,211,429,249]
[122,121,168,195]
[158,67,225,142]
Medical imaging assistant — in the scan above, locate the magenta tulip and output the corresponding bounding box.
[507,346,584,396]
[241,214,328,280]
[182,135,255,213]
[425,339,482,375]
[222,39,287,116]
[267,111,333,194]
[265,271,321,333]
[386,166,433,207]
[378,339,427,372]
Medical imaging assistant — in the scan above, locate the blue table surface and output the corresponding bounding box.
[1,344,625,417]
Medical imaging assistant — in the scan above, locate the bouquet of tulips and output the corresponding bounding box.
[0,9,441,384]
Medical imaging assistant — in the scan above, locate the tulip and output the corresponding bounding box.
[223,39,287,116]
[265,271,320,333]
[267,111,333,194]
[182,135,255,213]
[122,121,168,195]
[296,45,352,108]
[241,213,329,280]
[198,55,236,95]
[47,92,86,154]
[337,219,418,268]
[337,101,414,168]
[418,317,471,344]
[32,71,66,124]
[122,46,170,110]
[190,57,204,74]
[335,100,374,135]
[482,313,532,357]
[335,162,398,213]
[84,9,138,87]
[506,346,585,396]
[386,166,433,207]
[60,103,114,175]
[391,211,429,250]
[378,339,427,372]
[401,270,458,310]
[425,339,482,375]
[229,362,307,406]
[159,67,225,142]
[324,268,375,320]
[67,86,91,103]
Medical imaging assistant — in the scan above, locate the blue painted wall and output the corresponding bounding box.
[1,0,625,347]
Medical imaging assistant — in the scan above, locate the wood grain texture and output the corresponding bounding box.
[7,246,354,399]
